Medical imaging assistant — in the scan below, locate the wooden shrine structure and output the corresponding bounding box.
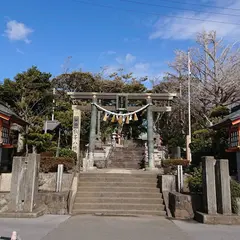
[68,92,177,171]
[212,106,240,181]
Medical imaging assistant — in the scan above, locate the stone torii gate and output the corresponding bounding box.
[68,92,177,171]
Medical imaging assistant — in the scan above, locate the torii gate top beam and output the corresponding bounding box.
[67,92,177,100]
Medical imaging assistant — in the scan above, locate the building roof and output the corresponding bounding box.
[43,120,61,131]
[211,109,240,129]
[0,102,27,126]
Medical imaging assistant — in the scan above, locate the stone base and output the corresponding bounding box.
[145,167,159,172]
[0,206,46,218]
[195,211,240,225]
[88,166,97,171]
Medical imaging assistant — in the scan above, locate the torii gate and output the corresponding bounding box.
[68,92,177,171]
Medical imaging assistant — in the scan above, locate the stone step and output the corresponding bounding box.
[79,177,157,183]
[75,197,163,204]
[73,203,165,211]
[76,192,162,198]
[79,173,158,178]
[111,154,144,157]
[77,187,161,193]
[78,182,157,188]
[109,158,143,161]
[110,156,143,159]
[108,164,141,169]
[72,209,166,216]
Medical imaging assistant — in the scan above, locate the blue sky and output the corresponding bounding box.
[0,0,239,84]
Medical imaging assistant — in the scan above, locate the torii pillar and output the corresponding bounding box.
[88,94,97,170]
[147,96,156,170]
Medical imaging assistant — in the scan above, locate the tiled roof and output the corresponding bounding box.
[0,101,27,125]
[211,109,240,129]
[0,102,19,117]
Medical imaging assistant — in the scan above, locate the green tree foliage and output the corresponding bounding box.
[52,69,147,147]
[26,133,56,153]
[187,167,203,193]
[0,66,52,129]
[230,180,240,213]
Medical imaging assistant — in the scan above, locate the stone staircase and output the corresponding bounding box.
[72,172,166,216]
[107,146,145,169]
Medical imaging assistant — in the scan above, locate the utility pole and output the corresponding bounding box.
[187,51,192,163]
[52,87,56,121]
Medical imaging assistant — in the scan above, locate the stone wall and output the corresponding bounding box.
[0,173,74,192]
[0,173,11,192]
[159,175,176,192]
[169,192,202,219]
[39,173,74,192]
[37,191,69,215]
[0,192,9,213]
[0,191,70,215]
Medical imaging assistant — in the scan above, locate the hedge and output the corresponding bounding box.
[40,156,75,173]
[162,159,190,168]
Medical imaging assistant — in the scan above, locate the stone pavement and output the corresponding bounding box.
[1,215,240,240]
[173,220,240,240]
[42,215,189,240]
[0,215,69,240]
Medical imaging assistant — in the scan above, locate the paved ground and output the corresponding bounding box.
[173,220,240,240]
[1,215,240,240]
[0,215,69,240]
[42,215,189,240]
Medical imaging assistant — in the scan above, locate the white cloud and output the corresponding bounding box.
[116,53,136,65]
[125,53,136,64]
[4,20,33,43]
[98,50,116,60]
[134,62,150,72]
[16,48,24,54]
[149,0,240,40]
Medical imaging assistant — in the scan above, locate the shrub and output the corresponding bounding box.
[59,148,77,161]
[161,159,189,175]
[162,159,189,168]
[230,180,240,214]
[40,151,54,157]
[187,167,203,193]
[40,156,75,173]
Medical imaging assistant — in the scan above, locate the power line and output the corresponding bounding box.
[74,0,240,26]
[123,0,240,11]
[121,0,240,17]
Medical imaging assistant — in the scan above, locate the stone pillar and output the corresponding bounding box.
[0,148,2,167]
[9,154,40,212]
[88,95,97,170]
[177,165,183,193]
[236,152,240,182]
[17,132,24,153]
[72,106,81,171]
[186,135,191,162]
[215,160,232,215]
[9,156,27,212]
[24,154,40,212]
[202,156,217,215]
[56,164,64,192]
[147,96,155,169]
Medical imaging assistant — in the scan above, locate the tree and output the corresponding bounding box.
[152,30,240,161]
[0,66,52,153]
[168,31,240,124]
[0,66,52,129]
